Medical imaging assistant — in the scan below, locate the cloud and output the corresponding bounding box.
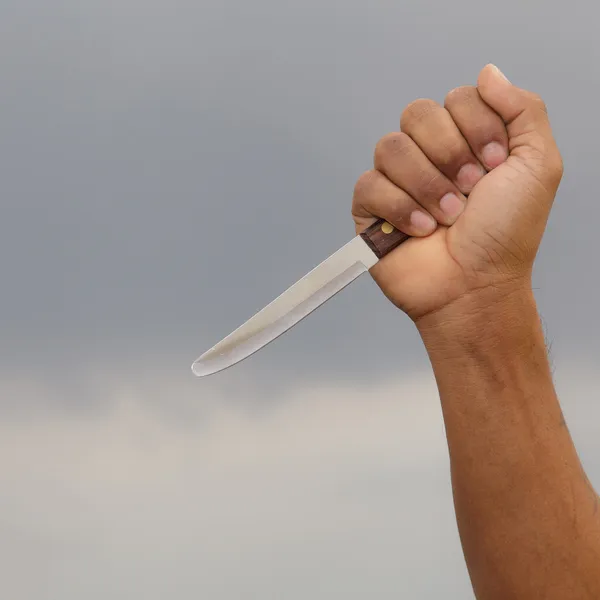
[2,0,600,383]
[2,0,600,597]
[2,362,599,599]
[0,368,477,599]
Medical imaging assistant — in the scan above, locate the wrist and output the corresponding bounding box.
[415,277,539,357]
[416,277,558,425]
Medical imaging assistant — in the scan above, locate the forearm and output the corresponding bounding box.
[417,283,600,599]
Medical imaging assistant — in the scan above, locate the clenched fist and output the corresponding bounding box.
[352,64,563,322]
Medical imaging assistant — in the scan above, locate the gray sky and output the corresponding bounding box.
[1,0,600,597]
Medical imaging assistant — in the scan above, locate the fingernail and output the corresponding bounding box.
[490,64,510,83]
[456,163,486,191]
[410,210,437,234]
[439,193,465,222]
[482,141,508,169]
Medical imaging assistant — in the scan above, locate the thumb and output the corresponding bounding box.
[477,63,562,188]
[477,64,551,143]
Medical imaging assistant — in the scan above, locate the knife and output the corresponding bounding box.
[191,218,410,376]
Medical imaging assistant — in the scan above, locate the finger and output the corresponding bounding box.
[373,132,466,226]
[400,99,486,194]
[476,64,563,190]
[352,170,437,236]
[444,85,509,171]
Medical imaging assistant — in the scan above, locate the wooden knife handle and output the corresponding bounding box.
[359,219,411,259]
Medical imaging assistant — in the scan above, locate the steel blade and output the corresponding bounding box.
[191,235,378,376]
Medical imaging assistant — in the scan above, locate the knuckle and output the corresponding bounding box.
[444,85,477,108]
[418,169,446,195]
[555,153,564,176]
[353,170,378,198]
[400,98,439,130]
[527,91,548,114]
[374,132,413,164]
[547,151,564,184]
[520,144,563,194]
[387,195,413,225]
[436,139,468,170]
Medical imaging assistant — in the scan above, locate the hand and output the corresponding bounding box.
[352,64,563,322]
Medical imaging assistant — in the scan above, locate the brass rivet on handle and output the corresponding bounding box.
[381,222,394,234]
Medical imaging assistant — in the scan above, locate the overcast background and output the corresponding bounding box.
[1,0,599,598]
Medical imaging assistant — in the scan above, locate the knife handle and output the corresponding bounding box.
[360,219,411,259]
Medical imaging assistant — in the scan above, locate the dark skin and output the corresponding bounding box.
[352,64,600,598]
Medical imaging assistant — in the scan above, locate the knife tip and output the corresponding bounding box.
[191,353,227,377]
[191,360,210,377]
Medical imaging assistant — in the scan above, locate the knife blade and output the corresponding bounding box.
[191,218,410,377]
